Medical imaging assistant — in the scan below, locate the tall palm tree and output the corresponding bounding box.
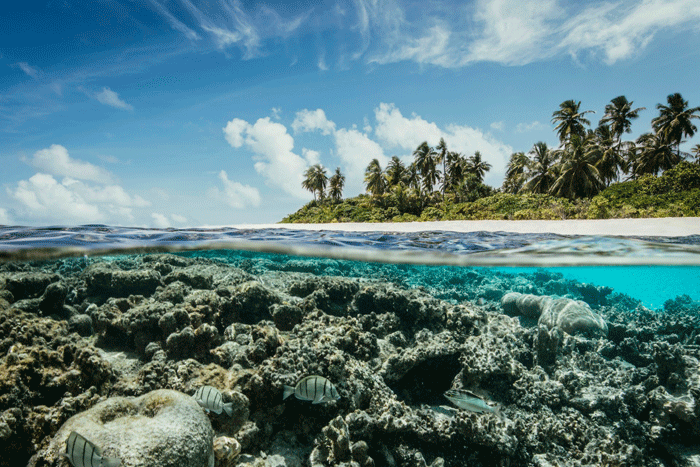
[633,132,679,177]
[504,151,530,194]
[385,156,405,187]
[550,133,604,199]
[600,95,645,143]
[524,142,555,194]
[467,151,492,184]
[652,92,700,158]
[364,159,385,197]
[329,167,345,201]
[592,124,625,186]
[551,100,595,144]
[302,164,328,201]
[436,138,448,200]
[444,151,467,195]
[413,141,439,193]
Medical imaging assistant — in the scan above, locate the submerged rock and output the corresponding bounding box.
[502,292,608,337]
[33,389,214,467]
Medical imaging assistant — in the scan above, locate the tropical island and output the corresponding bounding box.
[282,93,700,223]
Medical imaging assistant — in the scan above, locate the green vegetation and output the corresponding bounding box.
[285,93,700,223]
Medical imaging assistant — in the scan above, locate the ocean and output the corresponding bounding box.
[1,225,699,467]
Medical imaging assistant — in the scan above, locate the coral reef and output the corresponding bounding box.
[1,252,699,467]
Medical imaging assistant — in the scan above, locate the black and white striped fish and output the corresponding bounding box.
[193,385,233,416]
[283,375,340,404]
[62,431,120,467]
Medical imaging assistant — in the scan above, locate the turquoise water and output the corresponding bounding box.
[495,265,700,309]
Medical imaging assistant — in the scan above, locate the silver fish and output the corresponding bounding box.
[444,389,502,418]
[193,385,234,416]
[283,375,340,404]
[62,431,120,467]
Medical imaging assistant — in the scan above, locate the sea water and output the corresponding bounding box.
[1,225,700,467]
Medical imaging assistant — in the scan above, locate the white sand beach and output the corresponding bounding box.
[230,217,700,237]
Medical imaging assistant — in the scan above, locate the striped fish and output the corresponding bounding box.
[62,431,120,467]
[444,389,502,418]
[193,385,233,416]
[283,375,340,404]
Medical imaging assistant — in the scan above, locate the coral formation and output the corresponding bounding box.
[1,251,699,467]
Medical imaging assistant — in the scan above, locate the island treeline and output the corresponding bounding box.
[283,93,700,223]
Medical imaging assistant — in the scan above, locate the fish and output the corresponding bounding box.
[444,389,502,418]
[62,431,121,467]
[283,375,340,404]
[193,385,234,416]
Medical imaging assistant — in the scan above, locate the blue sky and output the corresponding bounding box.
[1,0,700,227]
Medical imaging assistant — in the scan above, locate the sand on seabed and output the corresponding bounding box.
[227,217,700,237]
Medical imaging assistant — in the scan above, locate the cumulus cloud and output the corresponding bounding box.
[151,212,188,228]
[95,87,133,110]
[207,170,261,209]
[333,127,388,195]
[29,144,114,183]
[292,109,336,135]
[8,145,151,225]
[223,117,308,198]
[7,173,103,223]
[302,148,321,165]
[490,121,505,132]
[0,207,12,225]
[374,102,512,187]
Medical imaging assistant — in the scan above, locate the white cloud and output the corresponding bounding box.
[207,170,261,209]
[29,144,114,184]
[490,121,505,132]
[0,207,12,225]
[7,173,103,223]
[151,213,171,228]
[271,107,282,120]
[516,121,549,133]
[95,87,133,110]
[8,146,152,225]
[222,117,309,198]
[292,109,336,135]
[302,148,320,165]
[148,0,201,40]
[374,103,442,149]
[333,127,388,195]
[373,102,512,187]
[14,62,40,79]
[318,53,329,71]
[171,214,188,224]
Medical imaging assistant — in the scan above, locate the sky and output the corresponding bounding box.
[1,0,700,227]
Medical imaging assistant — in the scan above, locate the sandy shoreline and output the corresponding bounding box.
[228,217,700,237]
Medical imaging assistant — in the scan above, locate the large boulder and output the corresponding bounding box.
[34,389,214,467]
[501,292,607,337]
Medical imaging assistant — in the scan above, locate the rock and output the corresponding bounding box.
[271,303,303,331]
[84,265,162,299]
[68,313,93,336]
[39,282,68,315]
[2,272,60,301]
[213,436,241,466]
[34,389,214,467]
[502,292,607,337]
[166,326,196,360]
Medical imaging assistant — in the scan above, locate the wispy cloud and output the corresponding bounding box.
[148,0,201,41]
[207,170,261,209]
[94,87,133,110]
[516,121,549,133]
[13,62,41,79]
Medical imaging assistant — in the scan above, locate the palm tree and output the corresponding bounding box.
[652,93,700,158]
[444,151,467,195]
[600,95,645,143]
[633,132,679,177]
[413,141,439,193]
[467,151,492,184]
[551,100,595,144]
[504,151,530,194]
[385,156,405,187]
[329,167,345,201]
[524,142,555,194]
[691,144,700,163]
[592,124,625,186]
[364,159,385,197]
[436,138,448,200]
[550,133,604,199]
[302,164,328,201]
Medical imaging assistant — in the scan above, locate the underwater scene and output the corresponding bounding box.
[1,227,700,467]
